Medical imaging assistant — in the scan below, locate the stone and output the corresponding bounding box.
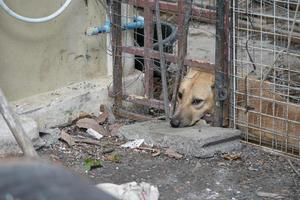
[117,120,242,158]
[39,128,61,147]
[0,115,40,155]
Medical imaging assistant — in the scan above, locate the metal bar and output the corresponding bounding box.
[236,121,299,142]
[234,90,300,108]
[111,0,123,109]
[236,27,300,46]
[240,141,300,161]
[128,0,299,7]
[213,0,229,127]
[108,91,165,110]
[235,105,300,126]
[230,0,236,128]
[223,0,230,127]
[232,0,237,129]
[233,9,300,24]
[155,0,170,118]
[143,1,154,98]
[123,94,164,109]
[115,108,154,121]
[0,89,38,158]
[122,46,214,72]
[170,0,192,116]
[124,0,216,23]
[157,1,215,23]
[234,59,300,73]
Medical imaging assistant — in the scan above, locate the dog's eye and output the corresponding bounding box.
[178,92,183,100]
[192,98,203,105]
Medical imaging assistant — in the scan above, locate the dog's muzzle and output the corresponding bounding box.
[170,118,181,128]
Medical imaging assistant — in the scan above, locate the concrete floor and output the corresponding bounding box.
[117,120,241,158]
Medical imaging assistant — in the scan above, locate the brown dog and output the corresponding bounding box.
[170,68,215,127]
[171,68,300,151]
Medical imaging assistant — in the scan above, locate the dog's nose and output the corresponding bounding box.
[170,118,180,128]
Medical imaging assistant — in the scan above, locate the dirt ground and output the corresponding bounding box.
[38,122,300,200]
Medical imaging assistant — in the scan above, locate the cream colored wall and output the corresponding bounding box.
[0,0,107,101]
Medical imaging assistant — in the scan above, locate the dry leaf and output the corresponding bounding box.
[223,153,241,161]
[151,150,161,157]
[60,130,75,146]
[97,105,109,124]
[106,154,121,163]
[76,118,108,135]
[165,148,183,159]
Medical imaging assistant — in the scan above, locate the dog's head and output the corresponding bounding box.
[170,68,215,128]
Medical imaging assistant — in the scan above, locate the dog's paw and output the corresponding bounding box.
[196,119,210,127]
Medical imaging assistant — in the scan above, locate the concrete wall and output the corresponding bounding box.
[0,0,107,101]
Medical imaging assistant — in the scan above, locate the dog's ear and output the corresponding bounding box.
[185,68,201,80]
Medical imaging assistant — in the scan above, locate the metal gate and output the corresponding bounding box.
[109,0,216,120]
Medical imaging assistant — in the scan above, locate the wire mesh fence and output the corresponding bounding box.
[232,0,300,156]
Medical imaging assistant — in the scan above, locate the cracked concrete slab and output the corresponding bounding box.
[117,120,241,158]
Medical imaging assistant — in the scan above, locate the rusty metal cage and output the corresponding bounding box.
[232,0,300,156]
[108,0,218,121]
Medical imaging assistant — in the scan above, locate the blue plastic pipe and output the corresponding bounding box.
[122,16,144,30]
[86,16,144,36]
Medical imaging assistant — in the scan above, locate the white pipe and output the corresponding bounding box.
[0,0,72,23]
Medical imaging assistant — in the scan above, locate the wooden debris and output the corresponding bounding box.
[60,130,75,146]
[165,148,183,159]
[76,118,108,135]
[75,138,102,146]
[98,104,116,124]
[138,147,161,157]
[223,153,242,161]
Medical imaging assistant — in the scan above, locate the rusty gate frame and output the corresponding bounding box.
[110,0,230,126]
